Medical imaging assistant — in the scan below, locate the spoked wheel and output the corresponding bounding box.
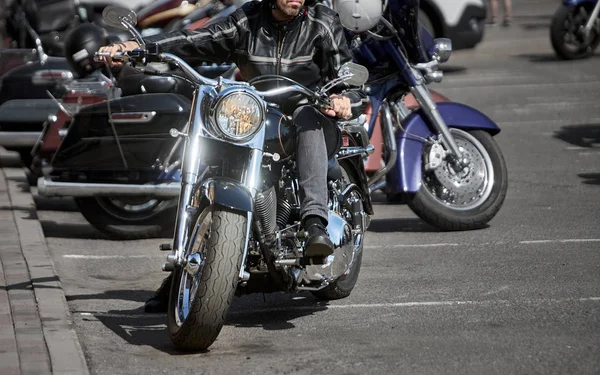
[167,206,246,351]
[75,197,176,239]
[311,160,364,300]
[407,129,508,231]
[551,4,600,60]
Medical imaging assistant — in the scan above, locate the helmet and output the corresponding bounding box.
[64,23,109,77]
[332,0,383,33]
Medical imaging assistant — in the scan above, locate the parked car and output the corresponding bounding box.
[420,0,487,50]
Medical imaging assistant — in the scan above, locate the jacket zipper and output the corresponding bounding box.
[276,29,287,76]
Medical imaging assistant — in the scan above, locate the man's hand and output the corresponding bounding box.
[97,40,141,68]
[321,94,351,120]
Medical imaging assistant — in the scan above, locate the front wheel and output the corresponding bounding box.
[550,4,600,60]
[407,129,508,231]
[167,206,246,351]
[75,197,176,239]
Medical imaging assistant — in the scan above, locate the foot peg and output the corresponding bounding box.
[159,243,172,251]
[162,263,174,272]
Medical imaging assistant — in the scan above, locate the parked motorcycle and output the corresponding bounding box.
[551,0,600,60]
[349,0,508,230]
[34,63,192,239]
[0,2,76,165]
[93,6,371,351]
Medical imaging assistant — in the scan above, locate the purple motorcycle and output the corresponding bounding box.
[348,0,508,230]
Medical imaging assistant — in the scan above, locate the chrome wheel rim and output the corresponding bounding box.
[175,209,211,327]
[422,129,494,211]
[96,197,169,221]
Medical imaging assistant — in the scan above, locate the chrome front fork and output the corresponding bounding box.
[410,84,467,167]
[168,89,210,266]
[239,148,263,281]
[582,1,600,36]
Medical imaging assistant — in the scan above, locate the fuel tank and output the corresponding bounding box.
[50,93,191,179]
[263,106,296,158]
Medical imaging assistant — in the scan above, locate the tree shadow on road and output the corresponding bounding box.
[515,52,600,63]
[78,289,329,354]
[554,123,600,148]
[578,173,600,186]
[440,65,467,75]
[554,124,600,186]
[39,220,111,240]
[514,53,561,63]
[33,195,79,212]
[367,218,441,233]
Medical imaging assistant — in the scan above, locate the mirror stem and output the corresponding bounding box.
[120,19,145,49]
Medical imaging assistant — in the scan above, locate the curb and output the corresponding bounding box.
[1,151,90,375]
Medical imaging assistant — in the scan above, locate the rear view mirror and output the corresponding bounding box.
[338,62,369,86]
[102,6,138,30]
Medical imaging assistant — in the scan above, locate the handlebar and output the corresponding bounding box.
[94,50,332,109]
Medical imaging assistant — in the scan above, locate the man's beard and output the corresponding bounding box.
[277,1,302,17]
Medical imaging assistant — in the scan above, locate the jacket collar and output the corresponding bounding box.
[261,1,306,33]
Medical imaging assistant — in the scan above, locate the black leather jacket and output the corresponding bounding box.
[144,1,366,115]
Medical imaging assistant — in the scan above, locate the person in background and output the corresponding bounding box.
[489,0,512,27]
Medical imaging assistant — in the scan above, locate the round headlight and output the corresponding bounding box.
[214,91,263,141]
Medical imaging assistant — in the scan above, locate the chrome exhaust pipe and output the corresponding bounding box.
[37,177,181,198]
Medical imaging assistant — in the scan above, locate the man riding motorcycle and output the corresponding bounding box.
[98,0,369,312]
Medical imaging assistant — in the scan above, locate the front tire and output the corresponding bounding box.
[407,129,508,231]
[75,197,176,239]
[167,206,246,351]
[551,4,600,60]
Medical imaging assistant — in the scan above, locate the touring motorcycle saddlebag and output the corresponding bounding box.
[50,93,191,178]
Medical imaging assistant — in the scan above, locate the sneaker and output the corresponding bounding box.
[144,273,172,313]
[502,19,512,27]
[304,223,334,257]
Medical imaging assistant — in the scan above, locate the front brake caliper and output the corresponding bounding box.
[424,142,445,171]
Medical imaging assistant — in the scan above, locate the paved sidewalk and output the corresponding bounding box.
[0,150,89,375]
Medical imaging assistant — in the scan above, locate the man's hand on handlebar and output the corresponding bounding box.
[97,40,141,68]
[321,94,351,120]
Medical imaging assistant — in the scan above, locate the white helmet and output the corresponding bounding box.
[332,0,383,33]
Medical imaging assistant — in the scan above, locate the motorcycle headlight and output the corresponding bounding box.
[213,91,264,141]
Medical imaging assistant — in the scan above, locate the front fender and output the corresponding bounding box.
[562,0,597,6]
[387,102,501,194]
[200,178,253,213]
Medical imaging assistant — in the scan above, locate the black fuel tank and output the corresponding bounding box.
[263,107,296,158]
[51,93,191,174]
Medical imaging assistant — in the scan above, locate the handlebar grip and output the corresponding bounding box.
[94,51,129,63]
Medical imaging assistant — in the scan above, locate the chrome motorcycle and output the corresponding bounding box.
[98,6,372,351]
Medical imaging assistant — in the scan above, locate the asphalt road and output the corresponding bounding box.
[32,1,600,374]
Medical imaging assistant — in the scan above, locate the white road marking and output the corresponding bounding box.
[519,239,600,244]
[63,238,600,259]
[368,238,600,249]
[63,255,158,259]
[74,297,600,319]
[364,243,460,249]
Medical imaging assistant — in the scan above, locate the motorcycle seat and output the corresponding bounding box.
[118,73,194,98]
